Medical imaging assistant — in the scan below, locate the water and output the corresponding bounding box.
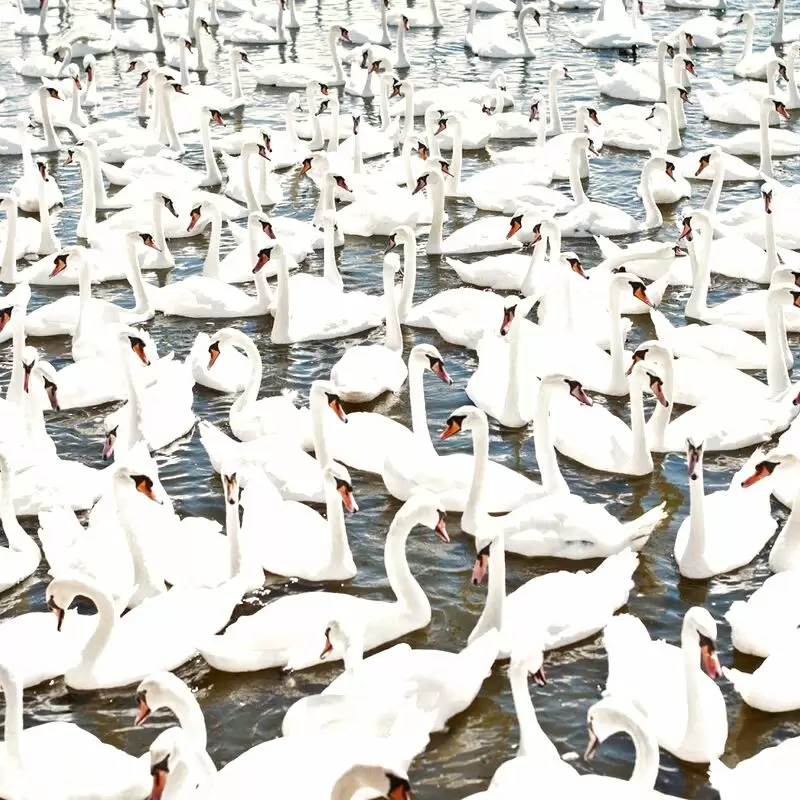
[0,0,799,796]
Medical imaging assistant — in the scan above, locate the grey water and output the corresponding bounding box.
[0,0,799,796]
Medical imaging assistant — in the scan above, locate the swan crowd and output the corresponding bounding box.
[1,0,800,795]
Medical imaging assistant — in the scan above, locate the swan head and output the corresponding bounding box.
[628,361,668,407]
[685,437,704,481]
[541,374,593,407]
[683,607,721,678]
[585,696,652,762]
[693,148,721,178]
[335,25,352,42]
[323,461,358,513]
[409,343,452,385]
[153,193,178,218]
[131,231,161,254]
[499,294,534,336]
[572,134,600,157]
[510,639,547,685]
[221,465,240,506]
[564,254,588,280]
[764,95,791,120]
[319,616,363,659]
[20,345,38,393]
[39,86,62,102]
[30,359,59,411]
[471,537,495,585]
[46,574,97,632]
[439,404,487,442]
[741,448,797,489]
[411,172,439,196]
[331,766,411,800]
[616,275,654,308]
[147,727,192,800]
[135,672,193,727]
[386,225,415,252]
[311,379,348,423]
[400,490,449,543]
[625,340,671,377]
[113,464,163,507]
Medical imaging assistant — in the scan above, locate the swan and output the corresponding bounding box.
[206,327,312,447]
[580,696,671,797]
[246,24,351,87]
[772,0,800,44]
[11,43,71,78]
[196,492,449,673]
[146,724,419,800]
[724,633,800,713]
[444,388,668,558]
[387,0,441,28]
[469,526,638,656]
[673,439,777,578]
[469,6,542,58]
[282,618,499,739]
[602,607,726,763]
[329,255,406,403]
[735,451,800,573]
[555,139,666,237]
[710,737,800,800]
[46,501,248,689]
[570,0,653,48]
[10,127,63,210]
[24,233,154,338]
[348,0,391,45]
[189,332,249,393]
[270,243,384,344]
[461,639,577,800]
[145,207,273,318]
[256,461,357,581]
[675,143,760,183]
[726,569,800,658]
[325,343,453,475]
[719,97,800,164]
[0,661,150,800]
[0,193,45,264]
[734,11,777,80]
[197,378,341,505]
[0,89,64,154]
[388,226,514,348]
[414,171,529,255]
[14,0,59,36]
[0,449,40,592]
[102,326,196,456]
[547,360,667,476]
[593,38,675,102]
[382,404,541,513]
[388,70,513,117]
[117,0,167,51]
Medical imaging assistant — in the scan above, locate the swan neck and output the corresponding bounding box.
[463,416,490,529]
[548,71,562,134]
[383,262,403,353]
[426,175,445,254]
[569,142,587,204]
[202,206,223,279]
[765,290,790,396]
[409,355,434,454]
[1,199,18,282]
[471,534,505,642]
[384,509,429,619]
[509,663,549,758]
[200,112,221,184]
[325,473,351,569]
[323,215,343,290]
[702,156,724,214]
[0,666,25,769]
[534,383,568,495]
[398,233,417,320]
[241,148,260,213]
[233,335,263,416]
[628,376,652,473]
[760,101,774,178]
[273,249,292,342]
[685,227,711,317]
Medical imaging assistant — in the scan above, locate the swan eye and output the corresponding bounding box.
[150,755,170,777]
[791,291,800,308]
[478,543,491,558]
[698,633,715,652]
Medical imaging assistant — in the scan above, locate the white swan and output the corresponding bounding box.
[469,528,638,657]
[330,254,406,403]
[0,449,40,592]
[189,331,249,393]
[674,439,777,578]
[469,6,542,58]
[719,97,800,165]
[196,492,449,673]
[570,0,653,48]
[445,388,668,558]
[734,12,777,80]
[325,343,453,475]
[710,737,800,800]
[282,617,499,739]
[207,327,312,446]
[0,661,150,799]
[602,607,727,763]
[772,0,800,44]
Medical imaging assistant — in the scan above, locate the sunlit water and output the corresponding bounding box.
[0,0,799,796]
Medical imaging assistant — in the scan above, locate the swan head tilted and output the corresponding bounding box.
[147,727,192,800]
[112,463,163,505]
[682,606,721,678]
[28,358,59,410]
[208,327,248,367]
[386,225,415,253]
[310,378,348,423]
[46,572,106,632]
[686,437,704,481]
[20,344,38,391]
[470,534,498,585]
[628,360,668,407]
[319,616,363,660]
[330,765,411,800]
[499,294,533,336]
[135,671,194,727]
[585,696,654,762]
[400,490,449,543]
[625,339,672,377]
[408,343,452,385]
[764,95,791,121]
[540,374,594,407]
[510,639,547,685]
[322,461,358,513]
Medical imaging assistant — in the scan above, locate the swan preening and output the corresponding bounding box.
[2,0,800,796]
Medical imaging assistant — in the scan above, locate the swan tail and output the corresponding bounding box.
[602,613,651,697]
[458,627,501,677]
[708,759,735,796]
[591,548,638,605]
[620,503,667,551]
[593,235,621,259]
[198,419,240,475]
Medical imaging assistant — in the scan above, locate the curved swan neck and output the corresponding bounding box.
[36,174,58,253]
[425,172,445,255]
[384,507,430,619]
[322,213,343,290]
[617,712,660,788]
[702,153,725,213]
[165,690,208,751]
[383,259,403,353]
[462,415,490,531]
[639,161,663,228]
[200,111,222,184]
[310,383,331,466]
[202,205,223,279]
[765,288,790,397]
[78,580,122,674]
[329,26,345,85]
[517,7,533,56]
[324,472,351,568]
[74,151,98,239]
[232,333,263,416]
[685,217,711,317]
[125,240,153,316]
[509,661,553,758]
[241,146,260,213]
